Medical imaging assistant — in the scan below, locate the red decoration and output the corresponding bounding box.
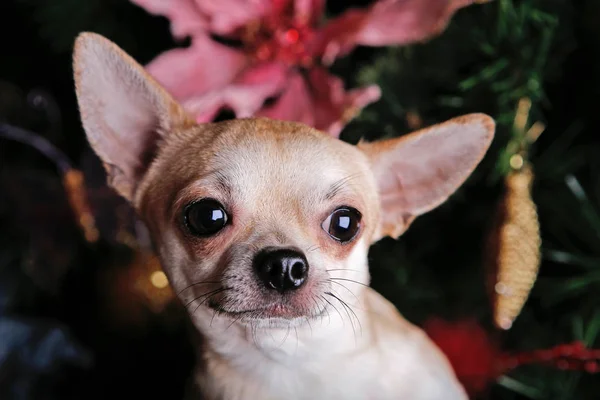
[424,318,600,397]
[424,318,500,396]
[499,341,600,373]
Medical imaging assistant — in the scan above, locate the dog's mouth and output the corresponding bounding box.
[208,299,324,320]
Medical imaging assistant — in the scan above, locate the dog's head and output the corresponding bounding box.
[73,33,494,329]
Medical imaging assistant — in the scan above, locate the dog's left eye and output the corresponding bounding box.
[322,207,362,243]
[184,199,229,236]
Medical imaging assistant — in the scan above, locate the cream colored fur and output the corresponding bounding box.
[73,32,495,400]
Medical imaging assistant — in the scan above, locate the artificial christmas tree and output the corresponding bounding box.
[1,0,599,398]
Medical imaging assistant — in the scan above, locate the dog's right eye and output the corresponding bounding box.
[184,199,229,236]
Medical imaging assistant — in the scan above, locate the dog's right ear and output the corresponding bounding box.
[73,32,194,201]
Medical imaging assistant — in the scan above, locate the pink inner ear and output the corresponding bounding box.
[74,33,193,201]
[372,116,494,218]
[88,65,162,179]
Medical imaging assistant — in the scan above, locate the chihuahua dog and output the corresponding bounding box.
[73,33,494,400]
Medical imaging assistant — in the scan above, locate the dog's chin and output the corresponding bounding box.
[208,301,325,328]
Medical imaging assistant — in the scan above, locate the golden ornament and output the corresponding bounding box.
[487,98,543,330]
[488,164,541,330]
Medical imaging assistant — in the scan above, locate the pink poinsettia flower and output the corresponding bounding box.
[131,0,480,136]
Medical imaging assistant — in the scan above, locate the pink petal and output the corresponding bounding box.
[355,0,475,45]
[182,62,290,122]
[294,0,326,25]
[257,68,380,137]
[316,0,477,64]
[308,68,381,137]
[256,71,315,127]
[314,9,369,65]
[130,0,208,39]
[145,34,248,101]
[130,0,275,37]
[194,0,273,35]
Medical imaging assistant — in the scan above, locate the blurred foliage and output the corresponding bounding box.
[342,0,599,398]
[1,0,600,399]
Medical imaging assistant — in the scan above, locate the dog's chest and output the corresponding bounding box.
[206,354,388,400]
[265,356,382,399]
[201,342,454,400]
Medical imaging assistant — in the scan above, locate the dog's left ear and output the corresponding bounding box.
[359,114,495,241]
[73,32,194,202]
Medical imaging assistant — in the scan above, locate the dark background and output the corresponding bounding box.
[1,0,599,399]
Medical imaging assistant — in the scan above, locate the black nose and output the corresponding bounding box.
[253,248,309,292]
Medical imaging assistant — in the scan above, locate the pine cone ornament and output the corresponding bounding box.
[488,163,541,329]
[487,98,543,330]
